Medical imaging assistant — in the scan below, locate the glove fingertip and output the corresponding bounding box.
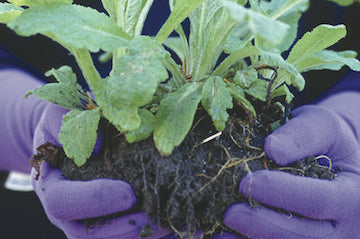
[264,134,297,166]
[223,204,253,234]
[44,179,137,220]
[264,135,284,164]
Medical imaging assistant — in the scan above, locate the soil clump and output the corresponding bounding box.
[30,108,336,238]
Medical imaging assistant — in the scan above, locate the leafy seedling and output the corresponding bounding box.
[4,0,360,237]
[1,0,359,166]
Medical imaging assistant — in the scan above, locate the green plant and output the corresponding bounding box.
[1,0,360,166]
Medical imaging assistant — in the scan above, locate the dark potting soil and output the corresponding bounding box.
[30,108,336,238]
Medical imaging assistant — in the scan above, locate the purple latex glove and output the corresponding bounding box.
[0,69,48,173]
[32,103,171,239]
[0,68,170,238]
[224,91,360,238]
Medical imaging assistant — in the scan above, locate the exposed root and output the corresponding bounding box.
[315,155,333,172]
[229,120,262,151]
[194,158,233,195]
[225,152,266,171]
[194,146,265,195]
[276,167,305,174]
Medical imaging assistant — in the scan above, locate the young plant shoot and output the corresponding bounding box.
[1,0,359,165]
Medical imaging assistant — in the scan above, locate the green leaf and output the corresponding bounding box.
[25,83,84,110]
[59,109,101,166]
[261,50,305,91]
[222,25,253,54]
[156,0,206,44]
[287,24,347,65]
[243,79,268,102]
[108,36,168,107]
[163,37,186,62]
[154,83,203,156]
[97,36,168,131]
[168,1,190,63]
[102,0,154,36]
[125,108,155,143]
[265,0,309,20]
[273,11,303,53]
[264,0,309,53]
[233,68,258,88]
[0,3,23,23]
[201,77,233,131]
[106,106,141,132]
[326,0,358,6]
[188,0,240,80]
[296,50,360,72]
[213,45,260,77]
[8,0,72,7]
[271,84,294,104]
[227,84,256,118]
[8,3,131,52]
[222,0,289,46]
[45,65,77,84]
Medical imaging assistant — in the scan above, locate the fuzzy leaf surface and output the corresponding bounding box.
[125,109,155,143]
[0,3,23,23]
[163,37,186,62]
[287,24,347,65]
[154,83,203,156]
[228,84,256,118]
[327,0,359,6]
[8,0,72,7]
[97,98,140,132]
[97,36,168,132]
[156,0,206,44]
[59,109,101,166]
[265,0,309,53]
[265,0,309,16]
[45,65,77,84]
[234,68,258,88]
[271,84,294,104]
[296,50,360,72]
[188,0,240,79]
[102,0,154,36]
[25,83,84,110]
[201,77,233,131]
[222,0,289,46]
[261,50,305,91]
[243,79,268,102]
[8,3,131,52]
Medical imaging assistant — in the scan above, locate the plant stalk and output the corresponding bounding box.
[70,48,101,96]
[212,46,260,77]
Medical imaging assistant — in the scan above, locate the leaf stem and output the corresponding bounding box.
[270,0,306,20]
[70,48,101,96]
[134,0,155,36]
[163,56,187,89]
[212,46,260,77]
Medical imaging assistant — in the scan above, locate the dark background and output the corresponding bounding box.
[0,1,359,238]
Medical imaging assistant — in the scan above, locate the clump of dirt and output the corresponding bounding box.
[30,108,336,238]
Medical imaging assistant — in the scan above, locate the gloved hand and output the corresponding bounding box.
[223,91,360,239]
[0,68,170,238]
[0,69,49,173]
[31,99,171,239]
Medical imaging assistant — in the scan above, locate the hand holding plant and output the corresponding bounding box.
[31,103,171,239]
[2,0,359,164]
[2,0,360,237]
[224,91,360,238]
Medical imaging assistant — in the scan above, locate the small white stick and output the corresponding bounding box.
[201,131,222,144]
